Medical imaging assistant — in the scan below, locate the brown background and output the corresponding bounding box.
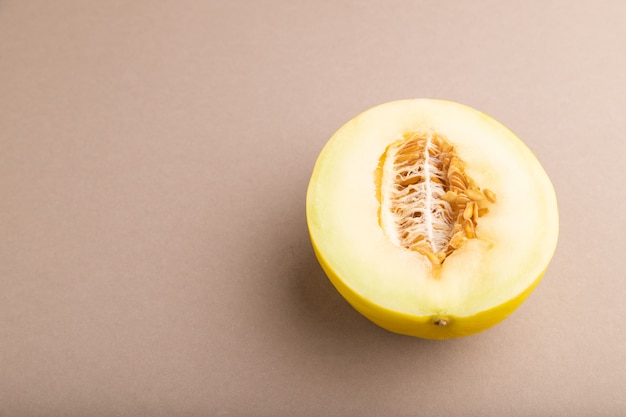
[1,1,625,416]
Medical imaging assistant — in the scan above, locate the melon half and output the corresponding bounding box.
[306,99,559,339]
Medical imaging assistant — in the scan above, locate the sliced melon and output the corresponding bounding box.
[306,99,559,339]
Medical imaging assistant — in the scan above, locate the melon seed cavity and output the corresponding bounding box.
[377,131,495,268]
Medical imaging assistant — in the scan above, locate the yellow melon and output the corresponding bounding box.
[306,99,559,339]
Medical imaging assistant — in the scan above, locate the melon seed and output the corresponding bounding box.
[377,131,496,268]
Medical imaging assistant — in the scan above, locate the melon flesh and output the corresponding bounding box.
[306,99,559,339]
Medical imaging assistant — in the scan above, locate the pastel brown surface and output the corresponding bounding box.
[1,0,625,415]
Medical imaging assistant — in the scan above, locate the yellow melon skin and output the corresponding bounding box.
[306,99,558,340]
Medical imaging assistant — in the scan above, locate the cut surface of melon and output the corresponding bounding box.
[306,99,559,339]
